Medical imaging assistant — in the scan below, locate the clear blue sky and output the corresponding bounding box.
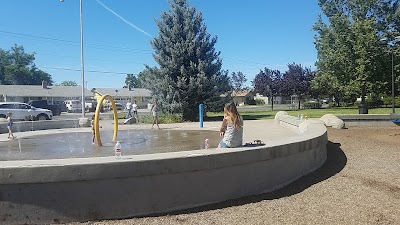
[0,0,320,89]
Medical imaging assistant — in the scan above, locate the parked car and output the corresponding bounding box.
[0,102,53,121]
[28,100,63,116]
[85,101,104,113]
[64,100,81,113]
[104,102,123,111]
[111,102,123,111]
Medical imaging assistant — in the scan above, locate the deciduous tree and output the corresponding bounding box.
[281,63,314,109]
[252,68,281,110]
[124,73,142,89]
[57,80,78,86]
[0,45,53,85]
[231,71,247,91]
[313,0,399,106]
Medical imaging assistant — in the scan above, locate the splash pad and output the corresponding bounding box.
[0,114,328,224]
[0,129,220,160]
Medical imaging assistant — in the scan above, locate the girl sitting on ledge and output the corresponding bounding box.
[218,102,243,148]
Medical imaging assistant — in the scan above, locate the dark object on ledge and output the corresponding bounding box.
[244,139,265,147]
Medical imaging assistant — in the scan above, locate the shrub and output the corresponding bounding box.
[328,102,337,108]
[382,97,392,106]
[396,97,400,107]
[303,101,322,109]
[108,112,126,120]
[160,114,183,123]
[245,97,256,105]
[138,114,183,124]
[341,94,357,106]
[365,97,383,108]
[255,99,265,105]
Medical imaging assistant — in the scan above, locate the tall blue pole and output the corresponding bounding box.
[199,104,203,128]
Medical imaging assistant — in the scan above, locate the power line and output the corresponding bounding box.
[0,30,279,67]
[38,66,133,75]
[0,31,290,71]
[0,30,152,54]
[36,51,148,65]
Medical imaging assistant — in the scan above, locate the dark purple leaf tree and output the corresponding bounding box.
[281,63,314,109]
[252,68,282,111]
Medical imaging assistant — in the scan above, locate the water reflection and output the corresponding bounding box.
[0,129,220,161]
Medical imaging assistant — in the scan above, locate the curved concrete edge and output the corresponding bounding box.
[274,110,289,120]
[274,111,326,133]
[320,114,345,129]
[0,121,328,224]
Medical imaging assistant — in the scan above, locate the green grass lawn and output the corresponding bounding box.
[206,107,398,120]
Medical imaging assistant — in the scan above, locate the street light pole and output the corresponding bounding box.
[392,49,395,113]
[380,36,400,114]
[79,0,85,118]
[60,0,85,117]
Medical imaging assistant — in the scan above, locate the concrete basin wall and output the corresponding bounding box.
[0,118,327,224]
[0,119,79,134]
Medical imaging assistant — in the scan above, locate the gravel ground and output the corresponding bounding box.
[66,125,400,225]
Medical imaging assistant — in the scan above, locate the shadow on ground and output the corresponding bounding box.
[163,141,347,215]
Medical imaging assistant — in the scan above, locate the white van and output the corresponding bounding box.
[64,100,81,113]
[0,102,53,120]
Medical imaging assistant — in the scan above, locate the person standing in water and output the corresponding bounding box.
[125,99,133,118]
[218,102,243,148]
[150,99,160,129]
[132,100,138,117]
[91,115,102,144]
[6,112,15,139]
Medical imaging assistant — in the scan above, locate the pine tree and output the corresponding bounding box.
[147,0,231,121]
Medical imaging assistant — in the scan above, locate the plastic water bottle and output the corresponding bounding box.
[115,141,121,159]
[205,139,210,149]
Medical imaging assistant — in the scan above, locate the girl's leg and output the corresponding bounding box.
[155,116,159,128]
[218,139,229,148]
[151,117,155,129]
[92,130,95,144]
[7,126,14,139]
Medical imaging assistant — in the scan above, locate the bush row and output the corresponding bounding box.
[303,102,322,109]
[109,113,183,124]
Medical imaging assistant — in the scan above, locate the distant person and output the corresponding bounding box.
[126,99,133,118]
[91,115,102,144]
[6,112,15,139]
[132,100,138,117]
[218,102,243,148]
[150,100,160,129]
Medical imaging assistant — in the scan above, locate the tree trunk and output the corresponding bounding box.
[271,95,274,111]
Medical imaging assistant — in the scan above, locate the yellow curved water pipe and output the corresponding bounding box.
[94,95,118,146]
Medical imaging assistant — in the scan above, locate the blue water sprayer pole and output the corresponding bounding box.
[199,104,203,128]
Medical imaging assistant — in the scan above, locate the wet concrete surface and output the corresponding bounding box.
[0,129,220,161]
